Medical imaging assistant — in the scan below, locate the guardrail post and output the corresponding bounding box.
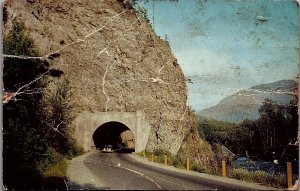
[287,162,292,189]
[186,158,190,171]
[164,155,167,165]
[222,160,226,177]
[151,154,154,162]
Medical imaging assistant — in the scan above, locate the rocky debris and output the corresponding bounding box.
[4,0,213,163]
[178,125,215,169]
[120,130,135,149]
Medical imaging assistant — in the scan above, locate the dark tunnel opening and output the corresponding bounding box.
[93,121,135,153]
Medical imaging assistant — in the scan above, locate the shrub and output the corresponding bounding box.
[41,78,84,158]
[153,149,175,164]
[3,21,50,189]
[228,168,287,188]
[138,149,188,170]
[37,148,64,173]
[136,150,288,188]
[190,161,206,173]
[42,159,68,178]
[173,156,185,169]
[3,21,83,189]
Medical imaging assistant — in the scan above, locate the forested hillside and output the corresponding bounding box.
[198,99,298,161]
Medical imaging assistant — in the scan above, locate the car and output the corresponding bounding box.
[102,144,113,153]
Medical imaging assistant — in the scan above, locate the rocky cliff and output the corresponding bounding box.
[3,0,213,160]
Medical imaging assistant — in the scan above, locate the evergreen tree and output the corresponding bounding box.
[3,21,50,188]
[3,21,82,189]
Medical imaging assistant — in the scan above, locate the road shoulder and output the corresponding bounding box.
[67,152,109,190]
[128,153,278,190]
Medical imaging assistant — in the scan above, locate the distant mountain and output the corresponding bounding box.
[198,80,297,123]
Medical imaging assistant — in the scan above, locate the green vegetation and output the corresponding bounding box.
[198,116,235,144]
[197,116,236,172]
[137,149,289,188]
[128,0,178,28]
[42,158,68,178]
[3,21,83,189]
[198,99,298,161]
[40,78,84,158]
[228,168,286,188]
[136,5,151,24]
[129,0,178,6]
[228,99,298,160]
[196,98,298,188]
[137,149,208,173]
[127,0,152,27]
[154,93,298,188]
[137,149,183,168]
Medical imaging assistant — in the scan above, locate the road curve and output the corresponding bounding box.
[68,152,276,190]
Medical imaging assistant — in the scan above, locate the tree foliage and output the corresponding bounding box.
[198,116,235,144]
[126,0,178,27]
[229,99,298,160]
[3,21,82,189]
[198,98,298,161]
[129,0,178,5]
[3,21,47,91]
[3,21,50,189]
[40,79,82,158]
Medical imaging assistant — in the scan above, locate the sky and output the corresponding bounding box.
[139,0,299,111]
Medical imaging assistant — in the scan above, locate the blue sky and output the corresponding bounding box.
[140,0,299,111]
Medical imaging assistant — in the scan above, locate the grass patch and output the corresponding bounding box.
[42,159,68,178]
[153,149,174,164]
[136,149,191,170]
[41,158,68,190]
[137,149,208,172]
[190,161,206,173]
[228,168,287,188]
[136,149,292,189]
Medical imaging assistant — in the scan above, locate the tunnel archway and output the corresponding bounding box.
[74,111,151,152]
[92,121,135,152]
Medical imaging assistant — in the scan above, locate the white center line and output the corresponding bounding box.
[117,165,162,189]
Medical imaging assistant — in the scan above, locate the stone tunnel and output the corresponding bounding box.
[73,110,151,152]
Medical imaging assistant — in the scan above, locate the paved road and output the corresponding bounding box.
[69,152,276,190]
[83,152,215,190]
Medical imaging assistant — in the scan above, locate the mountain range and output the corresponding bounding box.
[198,80,297,123]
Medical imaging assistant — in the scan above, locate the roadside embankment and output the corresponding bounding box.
[129,153,278,190]
[67,152,108,190]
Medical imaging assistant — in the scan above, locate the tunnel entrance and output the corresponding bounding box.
[92,121,135,152]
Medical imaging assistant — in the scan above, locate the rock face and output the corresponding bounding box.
[4,0,200,155]
[120,130,135,149]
